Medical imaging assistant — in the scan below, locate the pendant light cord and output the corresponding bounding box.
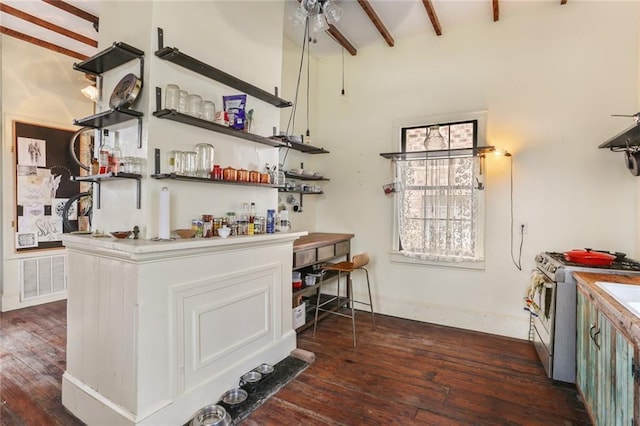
[509,155,523,271]
[284,18,309,138]
[306,30,311,137]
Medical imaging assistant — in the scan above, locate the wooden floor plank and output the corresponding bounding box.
[0,302,591,425]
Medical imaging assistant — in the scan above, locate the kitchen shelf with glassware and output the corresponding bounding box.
[71,171,142,209]
[72,41,145,148]
[151,172,280,189]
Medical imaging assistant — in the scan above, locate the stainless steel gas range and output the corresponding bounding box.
[531,251,640,383]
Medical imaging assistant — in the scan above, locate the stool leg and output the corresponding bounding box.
[362,267,376,330]
[336,271,341,312]
[312,274,323,337]
[349,272,356,346]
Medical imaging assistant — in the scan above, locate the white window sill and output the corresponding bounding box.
[389,251,485,271]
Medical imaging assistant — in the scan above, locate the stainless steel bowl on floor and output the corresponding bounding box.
[254,363,274,375]
[220,388,248,405]
[190,404,231,426]
[240,370,261,386]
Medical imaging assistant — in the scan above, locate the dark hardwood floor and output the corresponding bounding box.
[0,301,590,425]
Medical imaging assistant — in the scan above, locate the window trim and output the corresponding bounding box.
[390,111,488,269]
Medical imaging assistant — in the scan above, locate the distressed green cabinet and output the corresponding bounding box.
[577,289,635,425]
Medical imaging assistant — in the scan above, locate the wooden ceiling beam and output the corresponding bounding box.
[0,26,88,60]
[0,3,97,47]
[326,24,357,56]
[493,0,499,22]
[421,0,442,36]
[41,0,99,30]
[561,0,568,4]
[357,0,394,47]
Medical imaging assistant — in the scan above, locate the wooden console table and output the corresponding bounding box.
[292,232,354,332]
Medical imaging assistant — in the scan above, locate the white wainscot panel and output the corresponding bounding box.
[173,264,278,393]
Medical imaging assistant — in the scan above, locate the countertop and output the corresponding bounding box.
[573,272,640,348]
[293,232,354,251]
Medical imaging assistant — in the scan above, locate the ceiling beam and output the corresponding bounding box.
[493,0,499,22]
[0,26,88,60]
[0,3,97,47]
[41,0,99,31]
[561,0,568,4]
[326,24,357,56]
[421,0,442,36]
[356,0,394,47]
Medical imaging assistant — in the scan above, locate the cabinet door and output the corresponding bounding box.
[577,290,599,416]
[598,310,634,426]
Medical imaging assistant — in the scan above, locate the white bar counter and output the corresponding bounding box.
[61,231,306,425]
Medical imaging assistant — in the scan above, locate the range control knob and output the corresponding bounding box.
[535,254,543,263]
[548,265,557,273]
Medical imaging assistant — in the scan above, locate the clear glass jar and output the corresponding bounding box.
[202,101,215,121]
[195,143,214,178]
[187,94,202,117]
[184,151,198,176]
[165,84,180,110]
[169,150,185,174]
[178,90,188,113]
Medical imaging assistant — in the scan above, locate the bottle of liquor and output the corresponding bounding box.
[111,132,122,174]
[248,202,256,235]
[240,203,249,235]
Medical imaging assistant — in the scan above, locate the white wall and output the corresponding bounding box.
[1,36,94,310]
[296,1,640,338]
[93,1,285,238]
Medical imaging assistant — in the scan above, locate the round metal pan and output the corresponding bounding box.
[109,73,142,109]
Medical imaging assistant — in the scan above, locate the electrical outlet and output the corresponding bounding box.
[520,223,528,234]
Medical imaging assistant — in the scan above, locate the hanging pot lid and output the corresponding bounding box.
[625,150,640,176]
[563,249,616,266]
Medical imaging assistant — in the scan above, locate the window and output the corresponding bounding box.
[392,112,486,267]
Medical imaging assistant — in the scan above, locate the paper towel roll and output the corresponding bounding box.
[158,187,170,240]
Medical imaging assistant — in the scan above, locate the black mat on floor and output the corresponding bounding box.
[185,356,309,425]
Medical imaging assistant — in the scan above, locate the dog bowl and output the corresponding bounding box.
[240,370,262,386]
[110,231,131,239]
[220,388,248,405]
[175,229,196,239]
[254,363,274,375]
[190,404,231,426]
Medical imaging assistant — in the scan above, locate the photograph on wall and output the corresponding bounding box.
[17,137,47,167]
[14,121,81,251]
[15,232,38,249]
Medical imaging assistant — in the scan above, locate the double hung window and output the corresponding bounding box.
[393,112,486,267]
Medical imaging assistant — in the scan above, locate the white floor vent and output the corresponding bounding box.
[20,255,67,301]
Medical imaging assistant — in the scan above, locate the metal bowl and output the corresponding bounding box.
[220,388,248,405]
[240,370,262,385]
[190,404,231,426]
[254,363,274,375]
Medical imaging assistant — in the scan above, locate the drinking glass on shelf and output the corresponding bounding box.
[184,151,198,176]
[178,90,188,113]
[169,150,185,174]
[165,84,180,110]
[202,101,215,121]
[187,94,202,117]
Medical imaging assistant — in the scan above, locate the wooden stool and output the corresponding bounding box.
[313,253,375,346]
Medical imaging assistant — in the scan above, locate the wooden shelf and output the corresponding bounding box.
[279,189,323,195]
[151,173,280,188]
[284,172,329,181]
[380,146,496,160]
[74,108,143,128]
[73,42,144,75]
[155,27,291,108]
[599,124,640,149]
[71,172,142,209]
[152,108,286,148]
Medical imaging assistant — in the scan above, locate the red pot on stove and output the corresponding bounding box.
[563,249,616,266]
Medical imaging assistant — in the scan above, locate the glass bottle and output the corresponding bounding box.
[240,203,249,235]
[248,202,256,235]
[111,133,122,175]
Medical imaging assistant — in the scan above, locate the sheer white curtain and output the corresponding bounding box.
[396,156,481,262]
